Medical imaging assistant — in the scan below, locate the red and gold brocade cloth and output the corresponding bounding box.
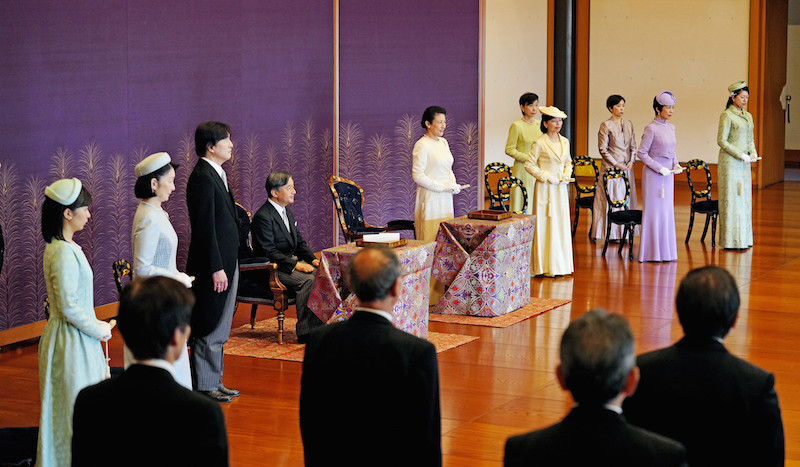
[308,240,435,338]
[432,215,534,316]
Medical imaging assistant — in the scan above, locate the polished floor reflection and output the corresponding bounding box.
[1,182,799,466]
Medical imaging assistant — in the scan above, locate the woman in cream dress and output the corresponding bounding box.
[717,80,757,250]
[505,92,542,214]
[128,152,193,389]
[525,106,574,277]
[38,178,112,467]
[412,105,462,242]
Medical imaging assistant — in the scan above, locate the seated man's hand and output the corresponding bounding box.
[311,259,320,268]
[296,262,315,274]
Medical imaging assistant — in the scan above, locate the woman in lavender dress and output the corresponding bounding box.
[637,91,684,262]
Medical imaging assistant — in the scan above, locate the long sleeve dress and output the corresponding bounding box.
[637,117,679,262]
[412,135,456,242]
[525,134,574,276]
[37,240,108,467]
[505,119,542,214]
[129,201,192,389]
[717,106,756,249]
[592,118,639,240]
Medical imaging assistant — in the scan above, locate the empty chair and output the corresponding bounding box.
[328,175,415,242]
[496,175,528,214]
[602,168,642,261]
[571,155,599,241]
[685,159,719,248]
[484,162,511,210]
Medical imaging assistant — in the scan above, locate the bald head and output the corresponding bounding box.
[347,247,402,304]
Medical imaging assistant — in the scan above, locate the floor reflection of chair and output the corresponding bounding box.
[484,162,511,210]
[328,175,415,242]
[572,155,599,242]
[601,168,641,261]
[496,175,528,214]
[684,159,718,248]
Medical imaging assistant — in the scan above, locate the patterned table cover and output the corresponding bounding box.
[308,240,435,338]
[432,214,534,316]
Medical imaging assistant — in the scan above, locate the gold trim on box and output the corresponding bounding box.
[467,210,512,221]
[355,238,409,248]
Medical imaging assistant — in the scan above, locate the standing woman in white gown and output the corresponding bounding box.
[412,105,462,242]
[129,152,194,389]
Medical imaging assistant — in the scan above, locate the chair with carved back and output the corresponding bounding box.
[112,259,133,296]
[484,162,511,210]
[496,176,528,214]
[602,168,642,261]
[685,159,719,248]
[328,175,415,242]
[572,155,599,241]
[234,202,294,344]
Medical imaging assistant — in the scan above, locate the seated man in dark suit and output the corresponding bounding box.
[300,247,441,467]
[505,309,687,467]
[623,265,784,466]
[72,276,228,467]
[251,171,323,343]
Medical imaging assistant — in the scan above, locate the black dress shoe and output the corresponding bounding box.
[218,384,240,397]
[199,390,232,403]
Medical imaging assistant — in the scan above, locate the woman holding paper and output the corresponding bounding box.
[38,178,112,467]
[717,80,757,250]
[412,105,461,242]
[524,106,574,277]
[637,91,682,262]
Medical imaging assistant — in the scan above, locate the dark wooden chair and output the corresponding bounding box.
[112,259,133,295]
[484,162,511,210]
[685,159,719,248]
[234,203,294,344]
[496,176,528,214]
[328,175,415,242]
[572,155,599,242]
[602,168,642,261]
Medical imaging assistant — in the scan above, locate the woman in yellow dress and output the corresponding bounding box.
[505,92,542,214]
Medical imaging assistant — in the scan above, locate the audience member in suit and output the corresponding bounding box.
[504,309,687,467]
[623,265,784,466]
[251,172,324,343]
[72,276,229,467]
[186,121,241,403]
[299,247,442,467]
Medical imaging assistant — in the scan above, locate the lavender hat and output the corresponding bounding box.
[655,91,677,106]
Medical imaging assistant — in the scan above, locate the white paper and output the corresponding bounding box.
[362,233,400,243]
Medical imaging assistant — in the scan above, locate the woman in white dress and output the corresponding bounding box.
[38,178,112,467]
[505,92,542,214]
[128,152,193,389]
[412,105,462,242]
[525,106,574,277]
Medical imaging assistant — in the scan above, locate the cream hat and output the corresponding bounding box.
[539,106,567,119]
[728,80,747,95]
[45,178,82,205]
[655,91,677,106]
[135,152,172,178]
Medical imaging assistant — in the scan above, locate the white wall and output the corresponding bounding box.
[484,0,549,165]
[786,25,800,150]
[588,0,750,164]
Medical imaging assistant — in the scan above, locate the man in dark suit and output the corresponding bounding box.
[186,121,241,402]
[72,276,228,466]
[504,309,687,467]
[251,171,324,343]
[299,247,442,466]
[623,265,784,466]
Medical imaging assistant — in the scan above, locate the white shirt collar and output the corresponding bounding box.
[201,157,225,178]
[267,198,286,216]
[131,358,176,378]
[357,306,394,324]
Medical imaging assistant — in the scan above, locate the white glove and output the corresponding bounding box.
[738,153,750,162]
[176,272,194,288]
[659,167,671,176]
[449,183,462,194]
[546,175,560,185]
[98,321,112,342]
[750,153,759,162]
[672,166,684,175]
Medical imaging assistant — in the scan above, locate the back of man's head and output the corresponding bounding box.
[118,276,194,361]
[347,247,401,303]
[560,309,635,405]
[675,265,739,339]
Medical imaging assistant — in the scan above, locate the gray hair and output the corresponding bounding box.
[266,172,292,198]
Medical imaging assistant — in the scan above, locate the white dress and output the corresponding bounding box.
[128,201,192,389]
[412,135,456,242]
[525,134,574,276]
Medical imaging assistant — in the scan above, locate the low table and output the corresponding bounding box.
[308,240,435,338]
[432,214,534,316]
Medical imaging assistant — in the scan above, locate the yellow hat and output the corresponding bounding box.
[539,106,567,119]
[45,178,82,205]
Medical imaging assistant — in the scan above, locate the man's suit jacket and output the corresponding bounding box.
[72,364,228,466]
[251,201,315,274]
[186,159,239,337]
[299,310,442,467]
[622,336,785,467]
[504,405,687,467]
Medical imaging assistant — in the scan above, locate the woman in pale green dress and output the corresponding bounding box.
[717,80,758,250]
[37,178,111,467]
[505,92,543,214]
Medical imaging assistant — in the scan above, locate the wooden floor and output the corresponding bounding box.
[2,181,800,466]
